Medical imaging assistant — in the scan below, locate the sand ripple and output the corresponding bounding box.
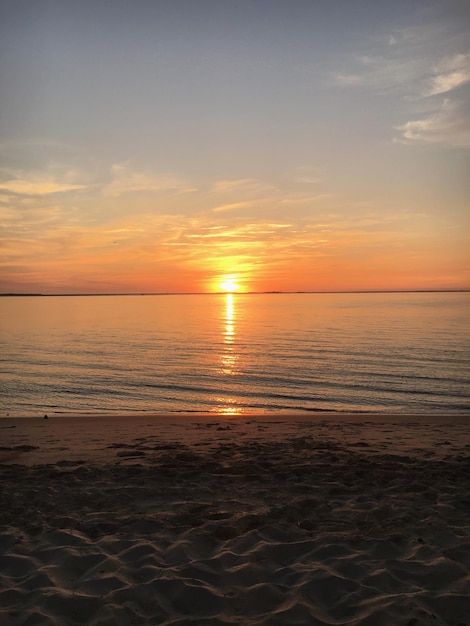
[1,430,470,625]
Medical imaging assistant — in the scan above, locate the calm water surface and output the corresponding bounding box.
[0,293,469,416]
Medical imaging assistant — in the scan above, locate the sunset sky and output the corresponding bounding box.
[1,0,469,293]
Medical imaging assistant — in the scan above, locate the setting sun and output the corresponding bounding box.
[219,278,239,293]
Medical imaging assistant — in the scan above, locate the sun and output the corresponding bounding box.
[219,278,239,293]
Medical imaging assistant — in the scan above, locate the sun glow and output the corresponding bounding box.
[219,277,239,293]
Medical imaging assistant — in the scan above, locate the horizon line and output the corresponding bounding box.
[1,289,469,297]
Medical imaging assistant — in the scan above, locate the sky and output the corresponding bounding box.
[0,0,469,294]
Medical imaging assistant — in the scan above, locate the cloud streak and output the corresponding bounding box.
[396,99,470,147]
[0,176,85,196]
[425,52,470,96]
[102,164,197,198]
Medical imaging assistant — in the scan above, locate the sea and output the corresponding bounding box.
[0,292,469,417]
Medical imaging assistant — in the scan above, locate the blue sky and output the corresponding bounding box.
[1,0,469,292]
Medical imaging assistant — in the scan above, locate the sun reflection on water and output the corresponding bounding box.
[220,293,237,375]
[216,293,242,414]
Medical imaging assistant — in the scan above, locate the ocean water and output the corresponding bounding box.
[0,292,469,417]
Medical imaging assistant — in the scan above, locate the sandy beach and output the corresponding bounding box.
[1,413,469,625]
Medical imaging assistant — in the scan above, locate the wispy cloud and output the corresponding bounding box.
[289,166,323,185]
[210,178,277,196]
[396,98,470,147]
[0,172,86,196]
[102,163,197,198]
[332,16,470,149]
[207,174,327,220]
[425,52,470,96]
[211,201,254,213]
[331,54,426,94]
